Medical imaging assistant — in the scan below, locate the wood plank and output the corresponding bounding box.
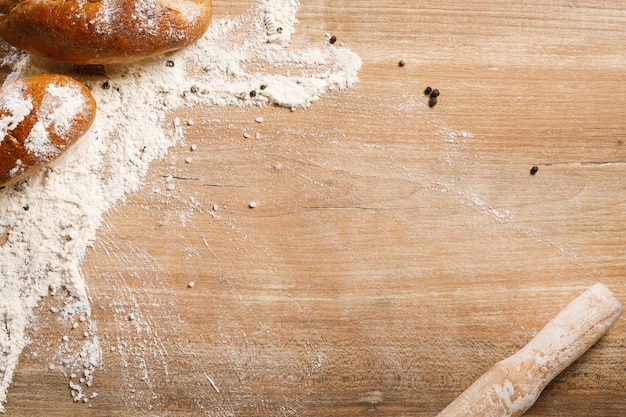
[4,0,626,415]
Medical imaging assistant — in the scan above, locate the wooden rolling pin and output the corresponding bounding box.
[437,283,623,417]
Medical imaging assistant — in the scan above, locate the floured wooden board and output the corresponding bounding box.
[2,0,626,415]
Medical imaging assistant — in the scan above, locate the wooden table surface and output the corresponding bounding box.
[5,0,626,415]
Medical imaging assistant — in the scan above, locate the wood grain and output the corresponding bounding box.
[4,0,626,416]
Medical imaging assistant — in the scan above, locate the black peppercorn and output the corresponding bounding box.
[260,84,268,90]
[398,59,406,67]
[530,166,539,175]
[428,97,438,108]
[329,35,337,44]
[424,86,432,95]
[102,81,110,90]
[250,90,257,98]
[166,60,175,67]
[430,89,440,98]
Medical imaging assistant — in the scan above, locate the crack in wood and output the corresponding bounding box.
[543,161,626,167]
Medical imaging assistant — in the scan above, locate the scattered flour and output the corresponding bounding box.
[0,0,361,411]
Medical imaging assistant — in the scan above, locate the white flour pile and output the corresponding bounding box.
[0,0,361,411]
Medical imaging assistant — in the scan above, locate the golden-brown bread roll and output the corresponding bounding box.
[0,74,96,187]
[0,0,212,64]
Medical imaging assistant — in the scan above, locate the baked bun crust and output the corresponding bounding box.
[0,0,212,64]
[0,74,97,187]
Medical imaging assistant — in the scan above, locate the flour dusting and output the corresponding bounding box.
[0,84,32,139]
[44,83,87,137]
[0,0,361,411]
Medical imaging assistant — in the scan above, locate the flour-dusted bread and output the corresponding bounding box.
[0,0,212,64]
[0,74,96,187]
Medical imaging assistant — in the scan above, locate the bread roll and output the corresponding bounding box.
[0,74,96,187]
[0,0,212,64]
